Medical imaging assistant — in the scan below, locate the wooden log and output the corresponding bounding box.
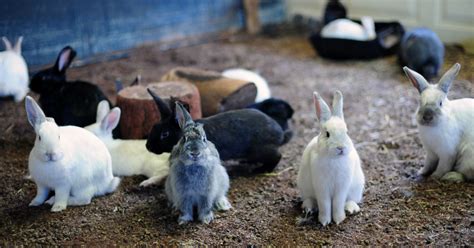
[243,0,261,34]
[116,81,201,139]
[161,67,257,117]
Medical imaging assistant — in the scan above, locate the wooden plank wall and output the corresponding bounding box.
[0,0,286,66]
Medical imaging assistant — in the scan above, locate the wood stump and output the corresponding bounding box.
[116,81,201,139]
[244,0,261,34]
[162,67,257,117]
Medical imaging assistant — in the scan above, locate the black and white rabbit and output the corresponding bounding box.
[30,46,110,127]
[146,89,290,173]
[165,102,231,224]
[399,28,444,80]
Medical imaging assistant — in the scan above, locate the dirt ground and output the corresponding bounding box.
[0,34,473,246]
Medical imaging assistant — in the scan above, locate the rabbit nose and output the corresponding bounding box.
[190,151,201,157]
[336,146,345,154]
[423,111,434,122]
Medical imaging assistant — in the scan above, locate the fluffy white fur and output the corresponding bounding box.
[85,101,170,187]
[0,37,29,102]
[404,63,474,182]
[297,91,365,226]
[222,68,271,103]
[321,16,376,41]
[25,96,119,212]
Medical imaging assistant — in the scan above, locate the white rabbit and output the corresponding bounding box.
[321,16,376,41]
[85,100,170,187]
[404,63,474,182]
[25,96,120,212]
[222,68,271,102]
[297,91,365,226]
[0,36,29,102]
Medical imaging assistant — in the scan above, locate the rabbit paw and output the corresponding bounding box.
[344,201,360,215]
[178,214,193,225]
[45,196,55,205]
[318,214,331,226]
[29,198,44,207]
[215,197,232,211]
[199,212,214,224]
[441,172,464,183]
[51,203,67,212]
[333,212,346,225]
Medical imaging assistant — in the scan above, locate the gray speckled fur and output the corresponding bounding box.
[165,103,230,224]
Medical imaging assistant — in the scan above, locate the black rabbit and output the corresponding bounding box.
[30,46,110,127]
[145,89,289,173]
[323,0,347,25]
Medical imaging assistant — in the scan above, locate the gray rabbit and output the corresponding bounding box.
[398,28,444,80]
[165,102,231,225]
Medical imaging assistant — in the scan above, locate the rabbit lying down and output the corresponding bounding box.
[146,89,289,174]
[297,91,365,226]
[25,96,120,212]
[404,63,474,183]
[85,101,170,187]
[165,102,231,224]
[0,36,29,102]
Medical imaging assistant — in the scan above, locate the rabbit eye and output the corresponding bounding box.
[161,131,170,139]
[439,101,443,107]
[326,131,330,138]
[38,135,41,141]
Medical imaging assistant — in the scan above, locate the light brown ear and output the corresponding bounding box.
[101,107,121,133]
[313,91,331,123]
[2,37,12,51]
[403,66,429,93]
[13,36,23,54]
[438,63,461,93]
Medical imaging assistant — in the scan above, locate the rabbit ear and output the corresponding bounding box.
[13,36,23,54]
[55,46,76,73]
[437,63,460,93]
[100,107,121,133]
[313,91,331,123]
[175,102,193,129]
[148,88,172,120]
[96,100,110,122]
[403,66,429,93]
[2,37,12,51]
[25,96,46,129]
[130,75,141,86]
[332,90,344,120]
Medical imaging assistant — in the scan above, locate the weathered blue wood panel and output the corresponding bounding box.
[0,0,286,66]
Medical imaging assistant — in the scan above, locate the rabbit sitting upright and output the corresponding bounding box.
[297,91,364,226]
[404,63,474,182]
[85,100,170,187]
[30,46,110,127]
[0,36,29,102]
[165,102,231,225]
[25,96,120,212]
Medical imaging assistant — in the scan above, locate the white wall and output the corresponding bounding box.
[287,0,474,43]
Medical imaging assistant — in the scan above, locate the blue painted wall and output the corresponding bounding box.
[0,0,286,66]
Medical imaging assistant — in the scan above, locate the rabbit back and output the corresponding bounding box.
[0,51,29,101]
[107,139,170,180]
[399,28,444,79]
[38,81,110,127]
